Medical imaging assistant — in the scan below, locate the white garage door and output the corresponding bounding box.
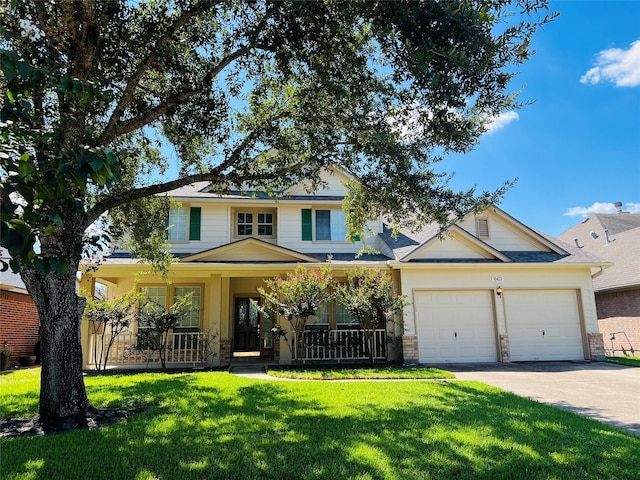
[505,290,584,361]
[415,290,497,363]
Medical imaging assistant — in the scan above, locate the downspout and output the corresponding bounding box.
[591,266,606,280]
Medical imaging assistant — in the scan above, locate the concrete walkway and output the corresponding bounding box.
[441,362,640,436]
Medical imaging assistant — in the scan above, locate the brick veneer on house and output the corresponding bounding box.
[596,289,639,356]
[0,290,41,364]
[402,336,418,363]
[499,334,511,362]
[587,333,606,361]
[219,337,232,365]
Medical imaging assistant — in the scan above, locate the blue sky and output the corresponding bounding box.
[442,0,640,236]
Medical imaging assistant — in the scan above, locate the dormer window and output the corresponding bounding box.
[476,218,490,239]
[234,209,276,239]
[237,213,253,236]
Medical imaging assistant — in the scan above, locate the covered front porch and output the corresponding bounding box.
[81,264,397,370]
[85,327,388,370]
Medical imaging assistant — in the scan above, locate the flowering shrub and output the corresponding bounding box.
[84,290,140,371]
[257,265,333,364]
[336,267,409,365]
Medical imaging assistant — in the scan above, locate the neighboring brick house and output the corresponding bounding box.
[0,254,41,366]
[558,205,640,357]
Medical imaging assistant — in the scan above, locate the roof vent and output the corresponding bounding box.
[574,238,583,248]
[604,229,614,245]
[590,230,599,239]
[615,201,623,213]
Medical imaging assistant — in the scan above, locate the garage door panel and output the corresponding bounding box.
[506,290,584,362]
[416,290,497,363]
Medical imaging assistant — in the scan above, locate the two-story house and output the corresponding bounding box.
[80,168,609,368]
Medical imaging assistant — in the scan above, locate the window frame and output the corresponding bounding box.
[167,207,188,242]
[313,208,347,243]
[232,207,277,240]
[305,301,360,331]
[137,284,204,333]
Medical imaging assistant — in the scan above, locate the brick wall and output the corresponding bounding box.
[596,289,640,318]
[587,333,605,361]
[219,338,231,365]
[499,334,511,362]
[596,289,639,357]
[0,290,41,365]
[402,336,418,364]
[598,317,640,357]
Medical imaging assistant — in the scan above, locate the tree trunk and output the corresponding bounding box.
[21,262,92,432]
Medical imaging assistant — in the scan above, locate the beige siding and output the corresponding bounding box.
[277,204,378,254]
[410,235,488,260]
[285,168,350,196]
[169,203,230,254]
[458,215,542,252]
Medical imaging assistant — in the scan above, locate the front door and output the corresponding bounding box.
[234,298,260,352]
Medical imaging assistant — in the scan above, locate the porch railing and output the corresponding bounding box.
[88,332,210,369]
[300,329,386,362]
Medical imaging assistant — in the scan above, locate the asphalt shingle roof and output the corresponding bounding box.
[557,214,640,291]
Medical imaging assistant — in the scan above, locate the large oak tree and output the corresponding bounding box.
[0,0,555,431]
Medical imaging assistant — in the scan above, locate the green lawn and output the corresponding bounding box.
[267,366,455,380]
[607,356,640,367]
[2,368,639,480]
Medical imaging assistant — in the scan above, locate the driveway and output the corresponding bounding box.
[441,362,640,436]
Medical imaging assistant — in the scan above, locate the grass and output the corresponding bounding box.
[267,366,455,380]
[606,356,640,367]
[2,368,639,480]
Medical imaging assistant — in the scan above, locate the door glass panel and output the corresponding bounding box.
[249,301,259,327]
[238,301,247,327]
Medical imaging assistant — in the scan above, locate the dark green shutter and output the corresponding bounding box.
[189,207,201,241]
[301,209,312,241]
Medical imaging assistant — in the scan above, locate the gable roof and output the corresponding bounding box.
[402,225,512,262]
[180,238,322,263]
[379,206,608,266]
[557,213,640,291]
[379,207,569,262]
[162,167,352,202]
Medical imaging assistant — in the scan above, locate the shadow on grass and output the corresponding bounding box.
[2,375,639,480]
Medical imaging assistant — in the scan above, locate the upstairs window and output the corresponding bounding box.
[258,213,273,236]
[235,210,276,238]
[237,213,253,236]
[167,207,201,241]
[315,209,347,241]
[168,207,188,241]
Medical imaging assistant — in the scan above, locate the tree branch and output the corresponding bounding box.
[85,143,304,227]
[97,2,275,145]
[98,4,208,145]
[100,45,251,144]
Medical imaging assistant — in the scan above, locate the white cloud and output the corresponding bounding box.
[564,202,640,217]
[627,202,640,213]
[580,40,640,87]
[484,111,519,134]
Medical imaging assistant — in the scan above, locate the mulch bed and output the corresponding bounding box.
[0,406,149,438]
